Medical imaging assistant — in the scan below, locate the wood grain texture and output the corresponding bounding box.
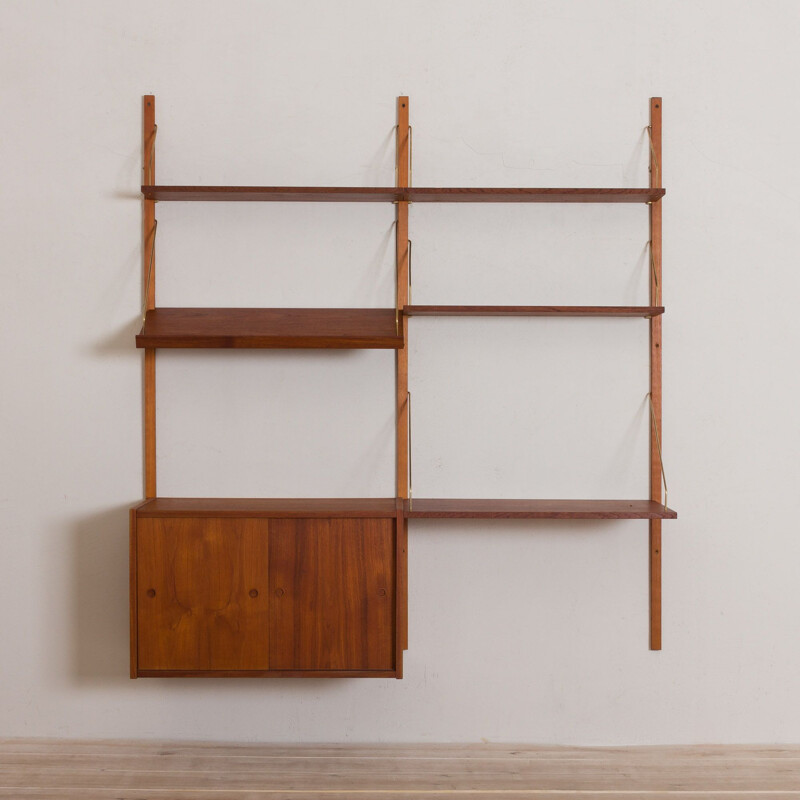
[135,517,269,671]
[269,518,395,671]
[135,498,398,518]
[136,308,404,348]
[142,96,156,498]
[142,186,666,203]
[404,499,677,519]
[10,740,800,757]
[128,509,137,679]
[404,305,664,317]
[650,97,664,651]
[2,741,800,798]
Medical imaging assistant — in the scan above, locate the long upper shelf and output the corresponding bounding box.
[142,186,666,203]
[136,308,404,349]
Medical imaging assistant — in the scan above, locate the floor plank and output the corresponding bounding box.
[0,741,798,799]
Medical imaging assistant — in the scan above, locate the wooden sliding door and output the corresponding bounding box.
[269,518,395,671]
[136,517,270,671]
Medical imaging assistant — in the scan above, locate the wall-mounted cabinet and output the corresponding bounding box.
[131,500,403,677]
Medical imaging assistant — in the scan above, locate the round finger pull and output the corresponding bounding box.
[249,589,259,598]
[146,588,156,598]
[275,587,285,598]
[377,588,387,597]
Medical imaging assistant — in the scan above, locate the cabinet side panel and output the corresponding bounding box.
[269,518,395,671]
[129,509,138,678]
[136,517,269,671]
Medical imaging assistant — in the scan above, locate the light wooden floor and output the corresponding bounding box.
[0,740,799,799]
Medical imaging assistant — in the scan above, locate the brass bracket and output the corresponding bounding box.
[142,219,157,322]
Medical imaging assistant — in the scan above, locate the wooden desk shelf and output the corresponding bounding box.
[136,308,404,349]
[403,499,677,520]
[131,95,674,678]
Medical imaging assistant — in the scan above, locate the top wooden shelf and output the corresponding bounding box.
[142,186,665,203]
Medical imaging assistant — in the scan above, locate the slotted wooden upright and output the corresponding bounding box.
[130,96,674,679]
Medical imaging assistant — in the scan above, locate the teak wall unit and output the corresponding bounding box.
[130,96,675,679]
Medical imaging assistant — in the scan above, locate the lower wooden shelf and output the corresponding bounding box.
[404,499,677,519]
[130,496,675,678]
[134,496,676,520]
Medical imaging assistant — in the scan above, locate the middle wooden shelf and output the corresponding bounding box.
[403,305,664,317]
[137,306,662,349]
[136,308,404,349]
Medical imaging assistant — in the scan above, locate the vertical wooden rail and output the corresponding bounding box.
[649,97,663,650]
[143,96,157,498]
[395,97,410,655]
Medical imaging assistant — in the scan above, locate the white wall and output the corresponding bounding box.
[1,0,799,744]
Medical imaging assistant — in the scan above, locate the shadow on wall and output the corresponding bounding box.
[71,505,132,684]
[91,316,142,358]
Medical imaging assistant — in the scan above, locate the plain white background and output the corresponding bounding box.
[1,0,799,743]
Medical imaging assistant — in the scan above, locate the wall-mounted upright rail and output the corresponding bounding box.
[649,97,664,651]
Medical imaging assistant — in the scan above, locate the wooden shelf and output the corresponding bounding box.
[404,306,664,317]
[403,499,677,519]
[136,308,404,349]
[142,186,665,204]
[135,498,400,518]
[135,497,676,520]
[409,188,665,203]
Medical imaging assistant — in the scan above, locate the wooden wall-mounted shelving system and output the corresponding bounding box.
[130,96,675,679]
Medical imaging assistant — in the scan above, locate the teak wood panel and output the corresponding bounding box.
[135,517,270,672]
[268,518,395,671]
[136,308,404,349]
[136,498,398,518]
[142,186,665,203]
